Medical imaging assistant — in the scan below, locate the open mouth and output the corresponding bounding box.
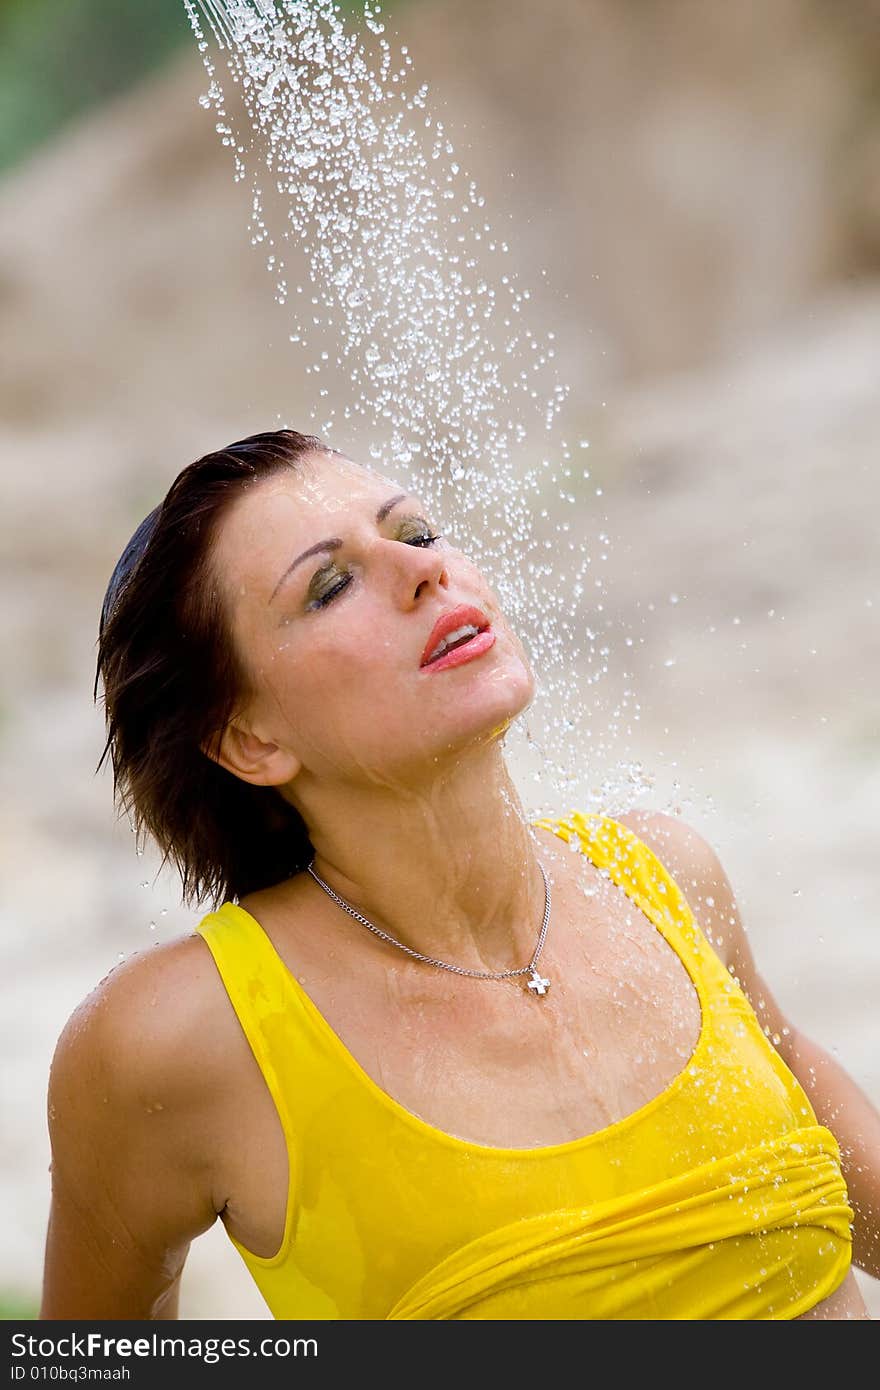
[419,604,495,672]
[423,621,488,665]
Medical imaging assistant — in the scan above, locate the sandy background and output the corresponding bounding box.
[1,0,878,1318]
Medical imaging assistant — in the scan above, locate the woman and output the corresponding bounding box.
[40,429,879,1320]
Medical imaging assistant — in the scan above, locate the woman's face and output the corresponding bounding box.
[211,452,536,789]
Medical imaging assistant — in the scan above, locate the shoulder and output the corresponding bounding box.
[612,806,801,1062]
[42,931,234,1316]
[48,930,236,1150]
[612,807,743,970]
[612,805,722,883]
[53,931,223,1068]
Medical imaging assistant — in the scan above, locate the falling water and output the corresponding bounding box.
[183,0,658,815]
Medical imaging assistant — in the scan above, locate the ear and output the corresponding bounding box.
[201,719,302,788]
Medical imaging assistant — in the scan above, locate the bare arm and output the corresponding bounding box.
[41,943,221,1319]
[617,808,880,1282]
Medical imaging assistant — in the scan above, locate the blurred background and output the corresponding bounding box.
[1,0,878,1319]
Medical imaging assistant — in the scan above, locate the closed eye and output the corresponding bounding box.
[307,571,352,609]
[396,513,443,548]
[306,518,443,610]
[404,530,443,548]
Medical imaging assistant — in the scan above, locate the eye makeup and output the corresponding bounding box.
[304,513,442,611]
[307,563,352,610]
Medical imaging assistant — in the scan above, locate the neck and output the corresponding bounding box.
[287,742,547,973]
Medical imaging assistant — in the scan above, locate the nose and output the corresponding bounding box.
[381,537,450,607]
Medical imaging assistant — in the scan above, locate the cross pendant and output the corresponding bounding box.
[527,968,550,996]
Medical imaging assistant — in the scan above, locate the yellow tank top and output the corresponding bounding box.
[195,811,853,1319]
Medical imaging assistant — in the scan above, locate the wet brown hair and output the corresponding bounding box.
[95,428,331,909]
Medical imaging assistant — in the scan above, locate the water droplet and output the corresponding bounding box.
[179,0,644,819]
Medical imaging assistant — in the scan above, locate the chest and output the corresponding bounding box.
[344,888,703,1146]
[217,879,704,1258]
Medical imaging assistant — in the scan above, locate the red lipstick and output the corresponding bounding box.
[419,604,495,673]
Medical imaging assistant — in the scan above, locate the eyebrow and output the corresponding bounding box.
[268,493,409,603]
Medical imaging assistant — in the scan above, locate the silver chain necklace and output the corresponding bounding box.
[306,858,553,997]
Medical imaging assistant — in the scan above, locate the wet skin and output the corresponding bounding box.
[40,454,874,1318]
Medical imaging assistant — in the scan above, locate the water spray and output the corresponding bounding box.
[184,0,651,814]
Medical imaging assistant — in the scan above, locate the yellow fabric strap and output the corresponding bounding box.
[387,1125,852,1319]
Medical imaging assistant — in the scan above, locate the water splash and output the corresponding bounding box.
[183,0,650,812]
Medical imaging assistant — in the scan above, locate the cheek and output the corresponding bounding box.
[266,641,409,771]
[453,549,494,590]
[456,554,514,629]
[503,618,533,670]
[266,619,406,715]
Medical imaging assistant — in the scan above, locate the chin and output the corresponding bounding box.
[430,659,535,756]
